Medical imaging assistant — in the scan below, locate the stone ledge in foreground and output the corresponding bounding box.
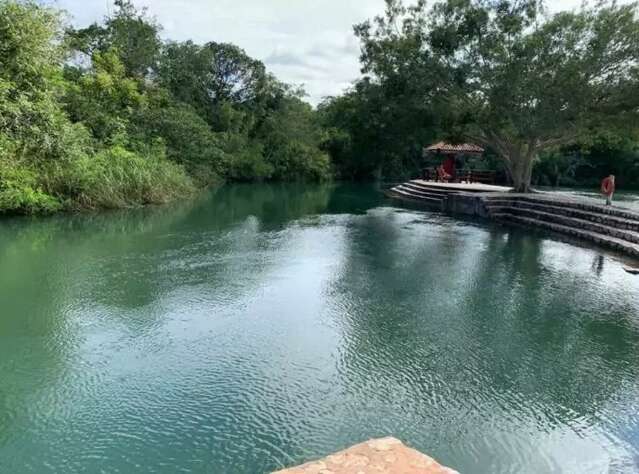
[272,437,459,474]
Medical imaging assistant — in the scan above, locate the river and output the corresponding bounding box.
[1,183,638,473]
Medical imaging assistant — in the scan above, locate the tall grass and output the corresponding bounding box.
[60,145,196,210]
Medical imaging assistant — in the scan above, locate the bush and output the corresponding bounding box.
[60,145,195,209]
[132,97,226,185]
[0,159,61,214]
[222,135,273,181]
[268,142,332,181]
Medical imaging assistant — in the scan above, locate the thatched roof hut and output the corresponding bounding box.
[424,142,484,156]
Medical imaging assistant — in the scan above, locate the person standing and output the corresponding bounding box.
[601,174,616,206]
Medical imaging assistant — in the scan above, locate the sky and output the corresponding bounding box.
[46,0,612,105]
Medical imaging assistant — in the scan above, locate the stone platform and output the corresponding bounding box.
[272,437,458,474]
[386,179,639,260]
[410,180,512,193]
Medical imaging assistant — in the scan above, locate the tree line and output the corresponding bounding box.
[0,0,330,214]
[320,0,639,191]
[2,0,639,215]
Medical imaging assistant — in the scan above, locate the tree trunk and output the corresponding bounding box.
[504,150,535,193]
[374,164,383,183]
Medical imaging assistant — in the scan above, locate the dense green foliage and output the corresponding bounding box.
[0,0,329,214]
[4,0,639,214]
[533,135,639,189]
[322,0,639,191]
[319,78,437,181]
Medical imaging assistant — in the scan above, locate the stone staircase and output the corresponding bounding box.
[484,195,639,257]
[385,181,458,209]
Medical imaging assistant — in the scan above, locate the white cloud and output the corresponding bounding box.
[45,0,633,105]
[45,0,384,104]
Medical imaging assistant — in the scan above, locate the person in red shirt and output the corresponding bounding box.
[601,174,616,206]
[442,156,455,177]
[437,164,452,182]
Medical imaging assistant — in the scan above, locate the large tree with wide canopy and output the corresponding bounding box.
[356,0,639,191]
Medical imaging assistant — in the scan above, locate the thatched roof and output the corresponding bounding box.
[425,142,484,155]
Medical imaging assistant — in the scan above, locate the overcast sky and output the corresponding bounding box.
[46,0,614,105]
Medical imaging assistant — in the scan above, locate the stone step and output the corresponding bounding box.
[387,187,444,206]
[492,212,639,257]
[406,181,459,196]
[484,194,639,222]
[485,199,639,231]
[483,198,526,206]
[490,206,639,244]
[402,182,451,196]
[395,184,449,200]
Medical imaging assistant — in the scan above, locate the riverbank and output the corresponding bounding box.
[386,180,639,260]
[1,1,330,216]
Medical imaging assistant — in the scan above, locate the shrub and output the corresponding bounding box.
[222,135,273,181]
[268,142,332,182]
[60,145,195,209]
[0,159,61,214]
[132,98,226,185]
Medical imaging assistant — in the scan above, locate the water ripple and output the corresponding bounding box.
[1,185,639,473]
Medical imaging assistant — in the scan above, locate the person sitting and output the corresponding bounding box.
[442,156,456,180]
[437,164,452,182]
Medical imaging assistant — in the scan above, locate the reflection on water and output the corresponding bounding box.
[1,183,638,473]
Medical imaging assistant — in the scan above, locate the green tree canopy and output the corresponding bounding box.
[0,0,336,215]
[355,0,639,191]
[69,0,162,78]
[158,41,268,130]
[319,76,437,181]
[0,0,87,166]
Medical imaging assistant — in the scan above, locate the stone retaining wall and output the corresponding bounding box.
[386,181,639,260]
[443,192,488,217]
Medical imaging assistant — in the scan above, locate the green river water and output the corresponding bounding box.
[1,183,638,473]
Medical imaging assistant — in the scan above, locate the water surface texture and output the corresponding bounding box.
[1,184,639,474]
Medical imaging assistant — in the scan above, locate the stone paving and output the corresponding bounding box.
[412,180,512,193]
[273,437,458,474]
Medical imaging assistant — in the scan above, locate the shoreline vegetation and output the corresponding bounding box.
[1,0,639,215]
[0,0,330,215]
